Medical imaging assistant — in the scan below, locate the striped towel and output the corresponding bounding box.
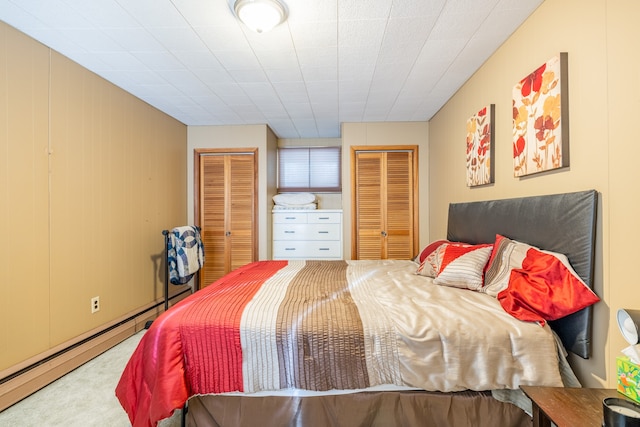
[168,226,205,285]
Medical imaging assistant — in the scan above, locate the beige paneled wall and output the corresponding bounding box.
[0,21,187,371]
[607,0,640,386]
[428,0,639,388]
[0,24,52,370]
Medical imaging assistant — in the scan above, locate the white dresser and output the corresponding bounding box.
[272,209,343,260]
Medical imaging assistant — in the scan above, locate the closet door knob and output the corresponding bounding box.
[381,231,387,237]
[225,231,231,236]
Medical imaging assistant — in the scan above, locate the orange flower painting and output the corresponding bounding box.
[466,104,494,187]
[512,53,569,177]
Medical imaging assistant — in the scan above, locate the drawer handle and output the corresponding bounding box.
[318,231,329,234]
[284,231,295,234]
[318,217,330,220]
[285,217,297,220]
[319,248,330,251]
[285,248,296,251]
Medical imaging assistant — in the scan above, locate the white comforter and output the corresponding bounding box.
[346,260,564,391]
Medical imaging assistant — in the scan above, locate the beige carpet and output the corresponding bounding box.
[0,330,181,427]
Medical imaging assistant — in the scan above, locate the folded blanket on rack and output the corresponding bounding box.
[168,226,205,285]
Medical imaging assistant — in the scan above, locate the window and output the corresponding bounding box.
[277,146,341,192]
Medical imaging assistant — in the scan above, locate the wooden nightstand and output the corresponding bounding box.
[521,386,622,427]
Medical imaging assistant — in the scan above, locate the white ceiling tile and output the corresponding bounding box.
[62,28,123,52]
[16,0,91,29]
[91,51,144,71]
[297,46,337,69]
[272,81,308,103]
[194,69,236,86]
[62,0,139,29]
[301,66,337,82]
[261,104,290,119]
[381,17,434,50]
[255,50,299,70]
[131,51,184,70]
[231,68,268,83]
[106,28,165,51]
[152,27,209,52]
[290,21,337,48]
[430,13,483,41]
[338,0,393,20]
[286,103,314,118]
[264,67,304,83]
[389,0,446,18]
[0,0,543,138]
[208,82,248,97]
[196,25,249,51]
[173,51,225,70]
[338,19,386,48]
[117,0,189,28]
[214,51,261,71]
[288,0,337,23]
[171,0,235,27]
[440,0,500,16]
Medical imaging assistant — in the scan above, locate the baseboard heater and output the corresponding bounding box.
[0,288,191,412]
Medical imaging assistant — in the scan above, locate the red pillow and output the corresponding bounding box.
[485,235,600,325]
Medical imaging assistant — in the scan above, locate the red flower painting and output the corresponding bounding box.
[466,105,494,186]
[512,53,568,177]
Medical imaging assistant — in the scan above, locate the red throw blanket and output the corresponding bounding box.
[116,261,287,426]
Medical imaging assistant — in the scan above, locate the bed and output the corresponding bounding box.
[116,190,599,427]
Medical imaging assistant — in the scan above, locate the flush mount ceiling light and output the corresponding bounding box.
[234,0,288,33]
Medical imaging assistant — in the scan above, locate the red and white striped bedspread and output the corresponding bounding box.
[116,260,564,427]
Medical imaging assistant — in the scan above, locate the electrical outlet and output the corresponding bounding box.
[91,296,100,314]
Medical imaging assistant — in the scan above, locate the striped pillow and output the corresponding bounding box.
[432,243,493,291]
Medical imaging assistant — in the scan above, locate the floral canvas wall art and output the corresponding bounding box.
[512,52,569,177]
[466,104,494,187]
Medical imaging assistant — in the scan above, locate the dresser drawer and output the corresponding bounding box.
[273,241,342,259]
[273,223,341,240]
[273,213,308,224]
[308,212,341,224]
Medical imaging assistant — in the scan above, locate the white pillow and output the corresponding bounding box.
[432,243,493,291]
[273,192,316,205]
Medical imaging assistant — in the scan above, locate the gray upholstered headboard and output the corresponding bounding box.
[446,190,598,359]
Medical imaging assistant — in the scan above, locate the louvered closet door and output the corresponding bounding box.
[354,149,415,260]
[385,151,414,259]
[354,152,384,259]
[199,152,256,288]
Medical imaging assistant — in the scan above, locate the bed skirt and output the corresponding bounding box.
[185,390,532,427]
